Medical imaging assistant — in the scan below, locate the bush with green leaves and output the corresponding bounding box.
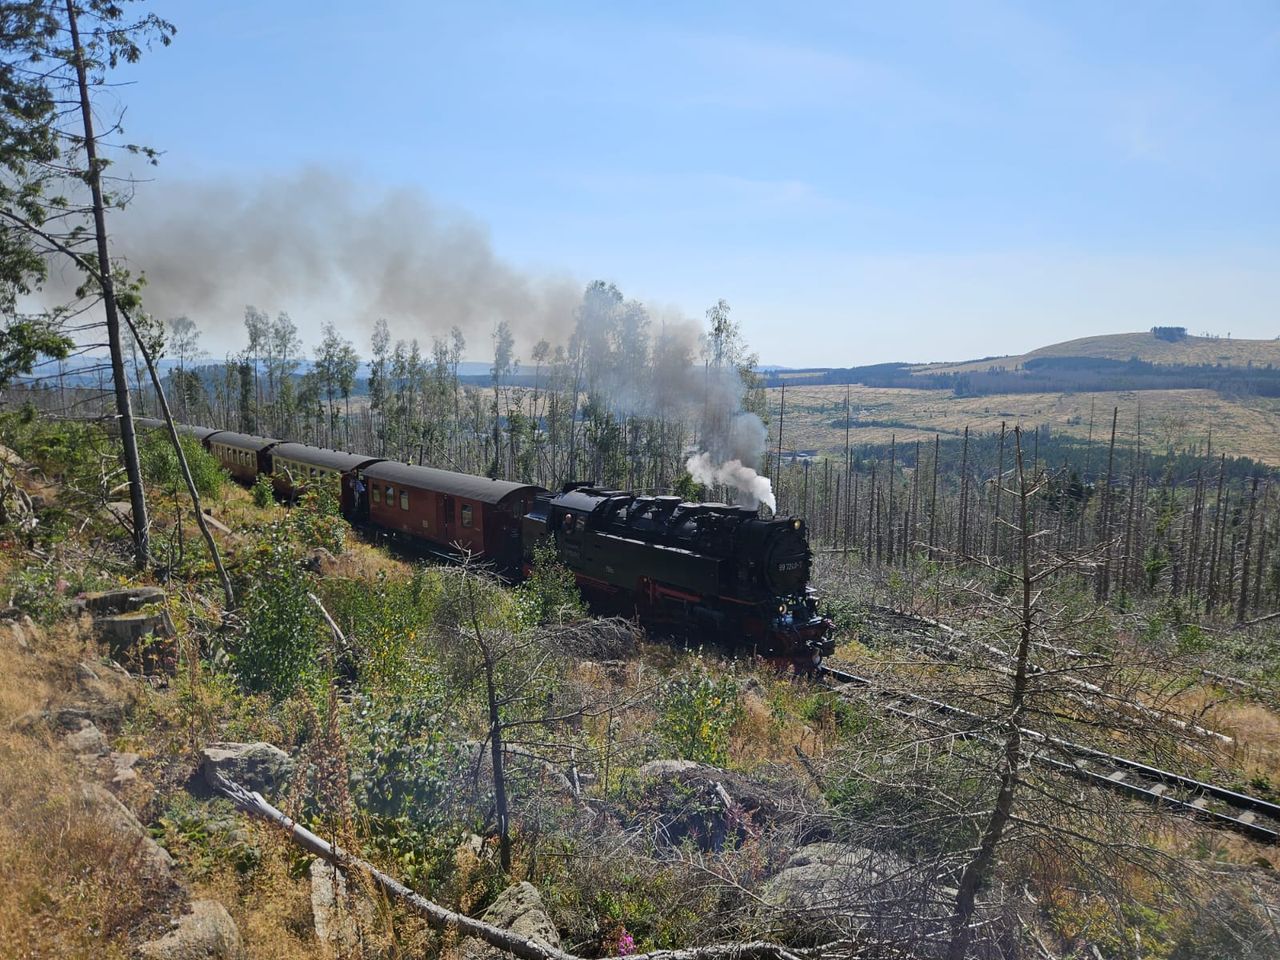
[4,564,70,624]
[657,664,742,766]
[322,567,442,689]
[515,539,586,628]
[233,523,325,699]
[289,475,347,554]
[139,429,226,500]
[250,473,274,509]
[152,796,260,880]
[346,682,466,888]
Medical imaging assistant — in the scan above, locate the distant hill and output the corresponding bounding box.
[919,330,1280,375]
[761,328,1280,468]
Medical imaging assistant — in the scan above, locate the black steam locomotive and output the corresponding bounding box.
[526,484,832,663]
[139,419,834,665]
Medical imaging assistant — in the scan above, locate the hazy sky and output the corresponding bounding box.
[104,1,1280,366]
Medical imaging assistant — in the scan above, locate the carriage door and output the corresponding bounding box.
[354,472,370,522]
[441,495,455,544]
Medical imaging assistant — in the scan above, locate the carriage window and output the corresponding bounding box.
[372,485,381,504]
[461,504,473,528]
[400,491,409,511]
[310,467,318,478]
[385,486,394,505]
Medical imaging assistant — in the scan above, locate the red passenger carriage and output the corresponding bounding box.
[359,461,544,570]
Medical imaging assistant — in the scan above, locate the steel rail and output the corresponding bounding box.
[817,664,1280,844]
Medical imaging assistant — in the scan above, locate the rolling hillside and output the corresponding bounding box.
[916,331,1280,375]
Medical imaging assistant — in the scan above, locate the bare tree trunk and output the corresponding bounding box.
[67,0,149,570]
[1208,457,1227,610]
[1096,407,1119,602]
[886,436,896,566]
[929,434,939,559]
[993,422,1005,561]
[775,383,786,489]
[1253,482,1269,613]
[119,309,235,608]
[483,651,512,873]
[947,427,1035,960]
[958,426,970,558]
[1238,476,1259,622]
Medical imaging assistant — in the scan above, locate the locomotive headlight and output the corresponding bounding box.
[778,603,787,613]
[792,519,801,530]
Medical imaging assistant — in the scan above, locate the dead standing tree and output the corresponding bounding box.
[437,562,643,875]
[820,427,1266,958]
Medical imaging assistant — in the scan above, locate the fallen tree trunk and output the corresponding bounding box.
[212,774,808,960]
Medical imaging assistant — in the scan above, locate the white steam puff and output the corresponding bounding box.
[685,452,777,512]
[686,411,776,512]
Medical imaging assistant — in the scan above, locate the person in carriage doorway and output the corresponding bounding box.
[351,474,368,520]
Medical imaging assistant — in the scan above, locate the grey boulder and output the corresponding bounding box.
[458,881,561,960]
[137,899,245,960]
[78,782,173,881]
[200,742,295,796]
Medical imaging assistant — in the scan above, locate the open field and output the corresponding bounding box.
[769,384,1280,464]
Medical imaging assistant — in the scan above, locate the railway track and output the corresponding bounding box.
[817,663,1280,845]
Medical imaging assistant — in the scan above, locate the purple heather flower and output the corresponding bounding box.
[616,930,636,956]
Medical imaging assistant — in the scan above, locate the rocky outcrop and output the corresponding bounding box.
[759,842,953,946]
[109,750,141,787]
[302,547,337,574]
[63,719,108,756]
[137,899,245,960]
[0,609,40,652]
[310,859,380,953]
[78,782,174,881]
[457,881,561,960]
[200,742,295,797]
[623,759,824,852]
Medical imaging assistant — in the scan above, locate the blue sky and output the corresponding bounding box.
[110,1,1280,365]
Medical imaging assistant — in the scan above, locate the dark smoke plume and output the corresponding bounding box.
[100,168,581,355]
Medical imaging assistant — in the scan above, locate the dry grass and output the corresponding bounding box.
[0,624,173,958]
[769,383,1280,463]
[192,832,321,960]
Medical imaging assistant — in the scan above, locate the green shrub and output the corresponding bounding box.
[323,567,441,690]
[515,540,585,628]
[4,565,70,624]
[139,429,227,499]
[798,690,870,735]
[250,474,274,509]
[347,684,465,888]
[152,796,260,880]
[657,664,742,766]
[233,524,325,699]
[290,475,346,554]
